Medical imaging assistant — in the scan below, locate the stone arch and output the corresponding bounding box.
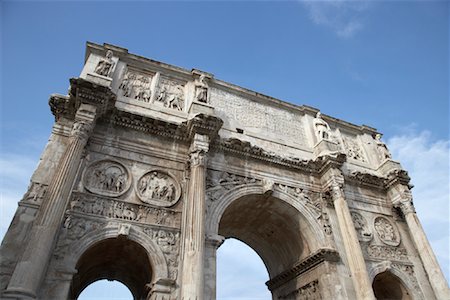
[207,183,327,251]
[67,223,169,299]
[369,262,421,300]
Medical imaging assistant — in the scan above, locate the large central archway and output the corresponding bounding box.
[218,194,311,277]
[207,185,329,299]
[70,237,152,300]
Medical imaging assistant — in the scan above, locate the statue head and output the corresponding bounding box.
[106,50,113,59]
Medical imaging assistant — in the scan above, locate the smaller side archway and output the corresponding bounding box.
[70,237,151,299]
[369,262,418,300]
[64,224,170,299]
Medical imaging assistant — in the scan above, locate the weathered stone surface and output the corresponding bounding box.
[1,42,448,300]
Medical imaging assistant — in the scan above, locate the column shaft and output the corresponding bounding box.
[401,202,450,299]
[180,145,208,300]
[332,185,375,300]
[4,105,96,299]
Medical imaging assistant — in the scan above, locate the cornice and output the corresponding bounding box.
[346,171,386,190]
[106,109,189,142]
[184,113,223,140]
[385,169,412,189]
[212,138,321,173]
[69,77,116,116]
[266,248,340,291]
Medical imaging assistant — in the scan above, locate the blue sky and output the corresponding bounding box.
[1,1,448,299]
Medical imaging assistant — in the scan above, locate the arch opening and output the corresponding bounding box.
[217,238,271,299]
[372,271,412,300]
[70,237,152,300]
[218,193,315,283]
[78,279,133,299]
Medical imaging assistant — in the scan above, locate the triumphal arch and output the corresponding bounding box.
[1,42,448,300]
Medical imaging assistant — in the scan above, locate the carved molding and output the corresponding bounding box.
[278,280,321,300]
[346,171,386,190]
[266,248,339,291]
[83,160,131,197]
[365,244,408,262]
[69,77,116,117]
[374,216,400,246]
[109,110,189,141]
[69,192,180,228]
[136,170,181,207]
[213,138,323,173]
[206,170,260,202]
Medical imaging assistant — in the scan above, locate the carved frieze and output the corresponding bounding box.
[22,182,47,204]
[343,136,366,162]
[54,216,105,260]
[143,227,180,280]
[69,192,180,228]
[137,170,181,207]
[365,244,408,262]
[374,216,400,246]
[392,263,422,295]
[119,70,153,102]
[83,160,131,197]
[279,280,321,300]
[206,170,259,202]
[155,77,185,111]
[350,211,372,242]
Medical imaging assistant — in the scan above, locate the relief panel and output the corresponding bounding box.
[83,160,131,197]
[154,76,185,111]
[137,170,181,207]
[119,69,153,102]
[374,216,400,246]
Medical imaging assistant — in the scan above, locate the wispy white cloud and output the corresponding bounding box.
[301,0,372,38]
[388,129,450,281]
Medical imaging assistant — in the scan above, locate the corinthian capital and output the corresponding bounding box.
[70,120,93,139]
[394,190,416,216]
[189,149,207,166]
[330,182,345,200]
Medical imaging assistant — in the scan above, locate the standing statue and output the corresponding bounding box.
[194,74,209,103]
[313,112,331,141]
[374,133,392,162]
[94,50,114,77]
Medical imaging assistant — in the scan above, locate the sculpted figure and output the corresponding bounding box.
[94,50,114,77]
[375,133,392,162]
[156,87,166,102]
[194,74,209,103]
[313,112,331,141]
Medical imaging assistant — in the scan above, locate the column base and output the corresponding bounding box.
[2,288,36,300]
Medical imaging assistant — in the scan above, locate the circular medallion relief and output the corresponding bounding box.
[374,216,400,246]
[83,160,131,197]
[136,170,181,207]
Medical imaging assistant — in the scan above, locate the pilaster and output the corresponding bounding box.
[179,114,222,300]
[3,77,115,299]
[388,174,450,299]
[320,155,375,300]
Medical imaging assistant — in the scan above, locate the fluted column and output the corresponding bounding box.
[4,104,97,299]
[204,234,225,300]
[393,189,450,299]
[329,177,375,300]
[180,133,209,300]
